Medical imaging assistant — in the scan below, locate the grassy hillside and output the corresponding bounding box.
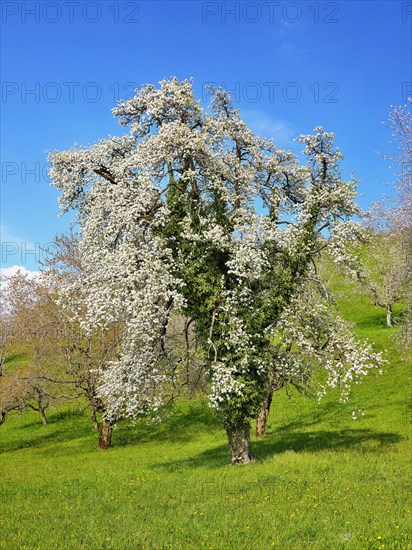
[0,283,411,549]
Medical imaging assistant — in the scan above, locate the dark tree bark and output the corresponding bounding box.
[226,421,253,464]
[256,376,284,437]
[29,389,49,425]
[39,406,48,425]
[255,388,273,437]
[97,421,113,450]
[0,404,21,426]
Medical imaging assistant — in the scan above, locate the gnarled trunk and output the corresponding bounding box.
[31,389,49,425]
[226,421,253,465]
[39,406,48,426]
[97,421,112,450]
[255,388,273,437]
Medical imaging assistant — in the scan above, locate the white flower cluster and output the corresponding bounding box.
[271,289,385,403]
[49,130,186,421]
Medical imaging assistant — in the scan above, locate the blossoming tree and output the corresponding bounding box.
[374,100,412,339]
[49,78,384,464]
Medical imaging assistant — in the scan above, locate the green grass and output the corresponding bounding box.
[1,288,411,549]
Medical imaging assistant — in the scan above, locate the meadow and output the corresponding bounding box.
[1,281,411,549]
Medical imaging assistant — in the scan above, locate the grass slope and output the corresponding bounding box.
[1,286,411,549]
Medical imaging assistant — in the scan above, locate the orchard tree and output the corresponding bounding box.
[1,271,76,426]
[381,99,411,233]
[8,236,125,449]
[362,101,411,333]
[4,232,193,448]
[0,369,32,426]
[378,100,411,341]
[0,315,12,377]
[362,204,408,327]
[45,231,189,448]
[49,78,384,464]
[40,231,124,448]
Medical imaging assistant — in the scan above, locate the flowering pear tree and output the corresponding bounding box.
[49,78,384,464]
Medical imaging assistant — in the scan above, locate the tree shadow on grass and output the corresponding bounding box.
[151,428,402,472]
[114,403,220,448]
[1,402,402,464]
[261,399,368,437]
[0,409,94,455]
[0,403,220,454]
[253,428,401,459]
[353,311,388,330]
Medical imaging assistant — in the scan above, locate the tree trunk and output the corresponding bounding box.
[39,406,48,426]
[97,421,112,450]
[226,421,253,465]
[31,389,49,425]
[386,304,393,327]
[0,411,7,426]
[256,388,273,437]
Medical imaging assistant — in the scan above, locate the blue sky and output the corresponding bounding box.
[1,0,411,272]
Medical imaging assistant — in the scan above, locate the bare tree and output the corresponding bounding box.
[0,370,31,426]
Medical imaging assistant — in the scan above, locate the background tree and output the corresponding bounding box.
[0,368,31,426]
[361,204,408,327]
[0,315,12,377]
[380,100,411,343]
[44,231,196,448]
[1,271,74,426]
[41,231,124,449]
[39,233,128,449]
[49,78,384,464]
[381,100,411,232]
[362,100,412,335]
[1,258,121,447]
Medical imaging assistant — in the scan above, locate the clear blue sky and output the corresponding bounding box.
[1,0,411,271]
